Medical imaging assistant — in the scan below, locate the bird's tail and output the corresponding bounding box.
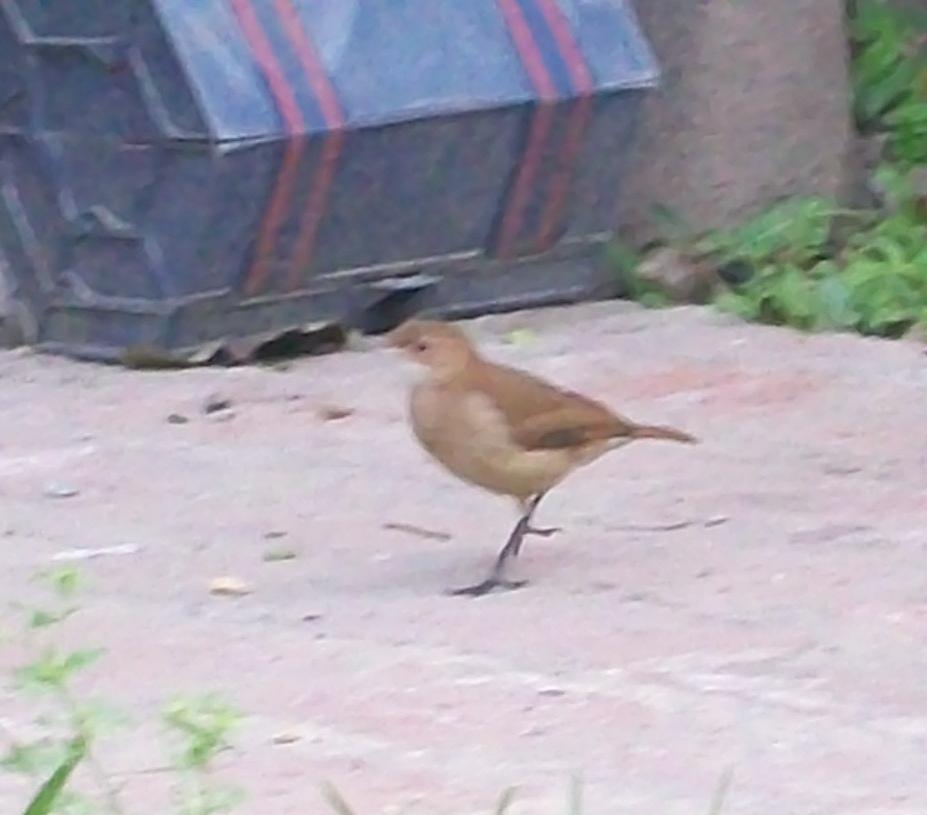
[629,423,697,444]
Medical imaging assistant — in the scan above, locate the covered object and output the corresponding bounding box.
[0,0,657,360]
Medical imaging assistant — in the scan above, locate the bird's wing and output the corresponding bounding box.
[511,409,634,450]
[468,361,635,451]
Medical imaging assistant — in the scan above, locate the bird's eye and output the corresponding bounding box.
[415,340,428,352]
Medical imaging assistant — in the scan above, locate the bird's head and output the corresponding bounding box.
[385,319,476,379]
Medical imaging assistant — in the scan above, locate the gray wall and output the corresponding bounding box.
[620,0,854,241]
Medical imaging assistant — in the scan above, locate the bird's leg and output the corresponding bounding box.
[511,493,551,557]
[448,501,538,597]
[517,494,561,540]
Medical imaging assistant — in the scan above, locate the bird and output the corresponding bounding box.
[386,318,697,597]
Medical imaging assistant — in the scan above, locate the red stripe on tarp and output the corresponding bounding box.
[230,0,305,297]
[286,129,343,290]
[533,0,594,250]
[275,0,344,128]
[274,0,346,291]
[535,93,592,250]
[494,0,557,260]
[534,0,593,93]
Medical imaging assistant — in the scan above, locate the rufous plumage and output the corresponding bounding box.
[387,318,696,596]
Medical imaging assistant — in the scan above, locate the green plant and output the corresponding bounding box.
[19,737,87,815]
[3,568,124,815]
[711,167,927,337]
[694,198,853,273]
[163,696,243,815]
[850,0,927,166]
[2,570,243,815]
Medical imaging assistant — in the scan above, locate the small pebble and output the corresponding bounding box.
[317,405,354,421]
[263,549,297,563]
[209,576,252,597]
[203,393,232,415]
[44,484,79,499]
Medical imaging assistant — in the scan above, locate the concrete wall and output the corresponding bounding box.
[620,0,854,241]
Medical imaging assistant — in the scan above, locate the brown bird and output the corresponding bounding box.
[387,318,697,596]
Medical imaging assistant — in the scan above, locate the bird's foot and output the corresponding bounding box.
[525,525,561,538]
[446,577,528,597]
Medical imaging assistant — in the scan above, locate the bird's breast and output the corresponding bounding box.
[409,383,575,499]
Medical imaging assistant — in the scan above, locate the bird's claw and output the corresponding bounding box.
[526,525,561,538]
[446,578,528,597]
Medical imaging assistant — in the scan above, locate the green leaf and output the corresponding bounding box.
[871,163,916,210]
[886,100,927,164]
[849,0,926,151]
[163,695,240,770]
[1,742,65,777]
[767,266,816,328]
[605,238,641,278]
[697,197,839,270]
[816,275,860,330]
[62,649,105,674]
[21,736,86,815]
[15,648,105,692]
[40,569,82,599]
[858,58,918,121]
[26,607,75,630]
[713,290,760,321]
